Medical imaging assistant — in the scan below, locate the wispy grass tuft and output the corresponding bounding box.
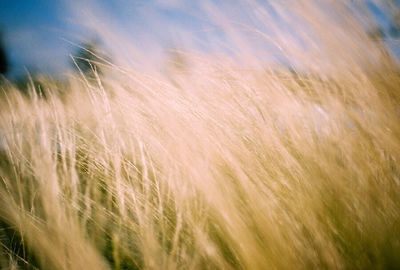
[0,1,400,269]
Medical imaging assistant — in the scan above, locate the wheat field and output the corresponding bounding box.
[0,1,400,269]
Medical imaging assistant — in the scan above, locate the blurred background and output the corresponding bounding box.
[0,0,399,80]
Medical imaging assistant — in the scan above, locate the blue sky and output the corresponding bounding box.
[0,0,205,76]
[0,0,73,76]
[0,0,228,76]
[0,1,398,77]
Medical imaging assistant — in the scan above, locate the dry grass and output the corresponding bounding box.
[0,1,400,269]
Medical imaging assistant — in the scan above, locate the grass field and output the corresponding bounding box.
[1,1,400,269]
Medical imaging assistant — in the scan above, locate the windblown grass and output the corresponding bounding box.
[1,1,400,269]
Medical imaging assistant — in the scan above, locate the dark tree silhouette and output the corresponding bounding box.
[367,1,400,60]
[0,31,8,76]
[366,1,400,39]
[385,1,400,38]
[71,40,110,78]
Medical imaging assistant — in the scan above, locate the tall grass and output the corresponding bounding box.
[1,1,400,269]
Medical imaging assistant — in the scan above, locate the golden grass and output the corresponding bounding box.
[0,1,400,269]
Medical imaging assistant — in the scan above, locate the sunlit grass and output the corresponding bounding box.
[1,1,400,269]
